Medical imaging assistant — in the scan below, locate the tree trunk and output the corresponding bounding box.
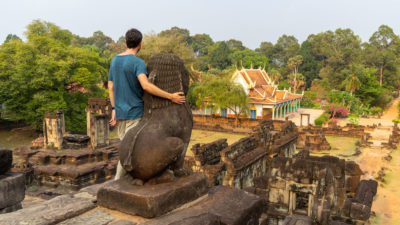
[380,66,383,86]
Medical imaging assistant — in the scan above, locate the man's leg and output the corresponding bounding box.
[114,118,141,180]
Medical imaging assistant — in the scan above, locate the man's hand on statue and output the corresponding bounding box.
[110,109,117,126]
[170,92,185,104]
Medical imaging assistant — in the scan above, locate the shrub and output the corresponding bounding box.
[348,115,360,125]
[315,113,328,126]
[327,105,348,118]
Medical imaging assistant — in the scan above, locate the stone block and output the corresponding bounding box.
[58,209,114,225]
[0,148,12,175]
[0,194,96,225]
[0,203,21,214]
[354,180,378,207]
[192,186,265,225]
[97,173,208,218]
[0,173,25,209]
[350,202,371,221]
[141,209,220,225]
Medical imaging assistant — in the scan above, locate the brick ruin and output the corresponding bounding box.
[296,123,374,151]
[188,120,377,224]
[186,120,298,189]
[11,98,119,191]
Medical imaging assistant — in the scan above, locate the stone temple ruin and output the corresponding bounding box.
[185,119,377,224]
[0,54,378,225]
[11,98,119,190]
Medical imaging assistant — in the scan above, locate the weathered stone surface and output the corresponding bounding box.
[0,203,21,214]
[142,209,220,225]
[109,220,137,225]
[354,179,378,207]
[120,54,193,180]
[192,186,265,225]
[282,214,312,225]
[79,180,114,197]
[0,173,25,209]
[350,202,371,221]
[0,148,12,175]
[0,194,96,225]
[97,173,208,218]
[58,209,114,225]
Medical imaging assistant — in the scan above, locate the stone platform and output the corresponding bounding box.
[12,142,120,190]
[97,173,209,218]
[0,147,25,214]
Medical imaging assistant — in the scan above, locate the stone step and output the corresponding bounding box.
[0,172,25,211]
[33,160,117,189]
[142,186,265,225]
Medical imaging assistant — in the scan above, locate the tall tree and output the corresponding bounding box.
[191,33,214,56]
[0,20,106,131]
[288,55,303,93]
[4,34,21,43]
[226,39,246,51]
[364,25,399,86]
[342,64,362,96]
[208,41,232,70]
[230,49,268,69]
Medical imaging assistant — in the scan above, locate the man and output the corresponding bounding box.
[108,28,185,180]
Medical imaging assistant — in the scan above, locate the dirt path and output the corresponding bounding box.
[381,98,400,120]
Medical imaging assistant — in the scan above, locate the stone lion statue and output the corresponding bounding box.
[119,54,193,182]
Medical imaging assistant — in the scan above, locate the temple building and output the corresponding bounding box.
[200,68,303,120]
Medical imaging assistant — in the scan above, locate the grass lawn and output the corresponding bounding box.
[0,127,39,149]
[310,136,359,160]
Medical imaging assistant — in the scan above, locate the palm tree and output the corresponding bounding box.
[288,55,303,94]
[343,64,361,96]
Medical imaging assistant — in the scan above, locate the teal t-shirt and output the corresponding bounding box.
[108,55,147,120]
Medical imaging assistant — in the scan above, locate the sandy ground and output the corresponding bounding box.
[287,108,325,126]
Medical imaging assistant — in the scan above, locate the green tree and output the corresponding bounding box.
[230,49,268,69]
[0,20,106,131]
[208,41,232,70]
[364,25,399,87]
[4,34,21,43]
[269,68,281,83]
[298,40,321,88]
[193,75,249,124]
[342,63,362,96]
[226,39,246,51]
[191,33,214,56]
[288,55,303,93]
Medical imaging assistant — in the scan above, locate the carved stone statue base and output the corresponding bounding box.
[97,173,208,218]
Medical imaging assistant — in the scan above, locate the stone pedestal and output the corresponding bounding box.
[86,98,111,149]
[43,110,65,149]
[97,173,208,218]
[0,173,25,214]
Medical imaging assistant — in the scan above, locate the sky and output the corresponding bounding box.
[1,0,400,49]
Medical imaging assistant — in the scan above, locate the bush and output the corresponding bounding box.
[327,105,348,118]
[369,106,383,115]
[315,113,329,126]
[348,114,360,125]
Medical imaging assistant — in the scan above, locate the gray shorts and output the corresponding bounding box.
[117,118,141,140]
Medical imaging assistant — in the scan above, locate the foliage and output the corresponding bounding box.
[315,113,329,126]
[192,75,249,119]
[327,105,349,118]
[301,90,320,108]
[348,114,360,125]
[277,80,291,90]
[0,20,106,131]
[208,41,232,70]
[230,49,268,69]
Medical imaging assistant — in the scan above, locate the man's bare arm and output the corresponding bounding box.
[108,81,117,126]
[137,74,185,104]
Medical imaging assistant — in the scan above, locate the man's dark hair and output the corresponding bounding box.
[125,28,143,49]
